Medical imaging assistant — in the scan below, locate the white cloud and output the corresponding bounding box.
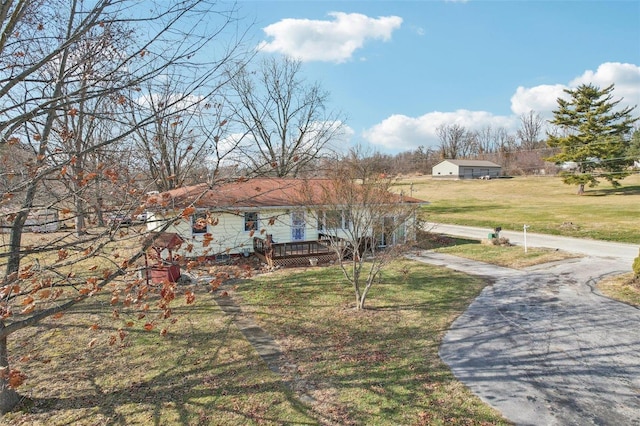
[257,12,402,63]
[363,62,640,153]
[135,93,206,115]
[569,62,640,109]
[511,62,640,117]
[510,84,566,117]
[362,110,517,151]
[411,25,425,36]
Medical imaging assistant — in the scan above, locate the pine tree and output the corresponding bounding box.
[546,83,638,194]
[627,129,640,166]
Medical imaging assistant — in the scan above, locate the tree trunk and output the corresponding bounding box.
[5,213,26,276]
[576,183,585,195]
[352,260,362,309]
[74,195,87,236]
[5,177,40,275]
[0,325,20,414]
[96,196,105,227]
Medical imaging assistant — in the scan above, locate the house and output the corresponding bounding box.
[432,159,502,179]
[144,178,426,265]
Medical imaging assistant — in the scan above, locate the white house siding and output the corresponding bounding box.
[265,209,319,245]
[146,209,320,258]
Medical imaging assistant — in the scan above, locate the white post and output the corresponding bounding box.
[523,224,529,253]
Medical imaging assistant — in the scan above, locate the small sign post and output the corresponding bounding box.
[523,224,529,253]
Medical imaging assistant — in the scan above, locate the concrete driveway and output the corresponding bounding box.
[426,223,639,264]
[408,227,640,425]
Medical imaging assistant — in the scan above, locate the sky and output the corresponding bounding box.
[232,0,640,155]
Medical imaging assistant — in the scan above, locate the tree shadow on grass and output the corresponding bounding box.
[7,292,320,425]
[228,263,509,425]
[415,231,480,251]
[20,355,316,426]
[428,204,504,214]
[586,184,640,196]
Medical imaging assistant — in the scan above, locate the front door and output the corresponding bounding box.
[291,211,306,241]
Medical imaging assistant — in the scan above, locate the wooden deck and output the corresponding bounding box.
[253,236,341,267]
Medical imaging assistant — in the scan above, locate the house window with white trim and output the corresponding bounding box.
[244,212,258,232]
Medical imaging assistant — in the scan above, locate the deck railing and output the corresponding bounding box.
[253,236,335,259]
[253,235,348,267]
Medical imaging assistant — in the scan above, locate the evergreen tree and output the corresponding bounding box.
[546,83,638,194]
[627,129,640,167]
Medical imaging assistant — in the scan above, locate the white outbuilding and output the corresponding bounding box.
[432,159,502,179]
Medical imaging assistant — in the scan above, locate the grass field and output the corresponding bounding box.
[5,283,317,425]
[4,260,510,425]
[235,261,509,425]
[435,243,580,269]
[397,173,640,243]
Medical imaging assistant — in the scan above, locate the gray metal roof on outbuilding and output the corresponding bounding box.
[440,159,501,167]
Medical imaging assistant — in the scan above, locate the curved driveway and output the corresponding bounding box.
[409,226,640,425]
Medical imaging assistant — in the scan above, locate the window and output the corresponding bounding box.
[244,212,258,232]
[192,212,207,234]
[377,216,406,247]
[326,210,342,229]
[343,211,351,230]
[318,210,349,230]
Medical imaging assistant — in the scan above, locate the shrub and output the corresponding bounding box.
[414,230,456,250]
[482,237,511,247]
[633,249,640,280]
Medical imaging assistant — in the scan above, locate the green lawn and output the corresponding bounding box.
[435,243,580,269]
[398,174,640,243]
[5,283,317,425]
[236,261,510,425]
[6,260,510,425]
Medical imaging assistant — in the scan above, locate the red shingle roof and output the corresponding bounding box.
[147,178,426,210]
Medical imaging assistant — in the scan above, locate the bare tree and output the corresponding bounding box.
[300,151,422,310]
[472,125,501,156]
[517,110,545,151]
[495,128,518,173]
[39,19,138,235]
[128,76,240,192]
[0,0,248,413]
[226,56,346,177]
[436,123,469,159]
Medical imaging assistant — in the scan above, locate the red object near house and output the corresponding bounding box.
[150,264,181,283]
[143,232,184,284]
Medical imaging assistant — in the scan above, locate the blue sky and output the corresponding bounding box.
[233,1,640,154]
